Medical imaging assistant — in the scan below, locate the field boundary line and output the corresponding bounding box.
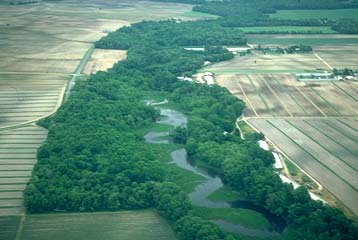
[332,82,358,102]
[314,52,333,70]
[323,120,358,143]
[246,74,273,116]
[336,119,358,133]
[260,74,293,117]
[287,77,327,117]
[244,119,323,190]
[273,74,307,116]
[64,45,94,101]
[15,215,25,240]
[286,120,358,172]
[234,75,259,117]
[267,120,358,192]
[303,120,357,156]
[309,87,341,116]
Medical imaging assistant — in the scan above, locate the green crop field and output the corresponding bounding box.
[19,210,177,240]
[193,206,270,230]
[0,216,20,240]
[247,34,358,45]
[182,11,218,19]
[239,26,336,34]
[271,9,358,21]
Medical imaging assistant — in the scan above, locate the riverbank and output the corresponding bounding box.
[143,101,287,239]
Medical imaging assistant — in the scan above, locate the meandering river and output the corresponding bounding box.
[144,106,285,238]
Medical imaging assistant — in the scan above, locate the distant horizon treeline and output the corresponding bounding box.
[153,0,358,33]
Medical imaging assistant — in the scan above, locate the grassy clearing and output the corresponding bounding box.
[285,159,299,176]
[193,206,270,230]
[271,9,358,21]
[247,35,358,45]
[20,210,177,240]
[181,11,218,19]
[141,113,205,194]
[207,186,245,202]
[239,26,336,34]
[238,121,258,138]
[167,163,205,193]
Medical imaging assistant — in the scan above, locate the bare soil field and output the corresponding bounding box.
[314,45,358,69]
[216,72,358,215]
[0,74,66,127]
[0,0,195,128]
[0,125,47,216]
[248,118,358,215]
[216,74,358,118]
[203,53,329,74]
[84,49,127,74]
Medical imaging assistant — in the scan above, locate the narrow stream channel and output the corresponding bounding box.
[144,105,285,238]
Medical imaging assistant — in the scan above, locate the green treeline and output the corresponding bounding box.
[25,5,357,240]
[95,20,246,49]
[155,0,358,33]
[181,140,357,239]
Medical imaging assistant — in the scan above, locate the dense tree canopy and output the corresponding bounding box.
[26,2,357,240]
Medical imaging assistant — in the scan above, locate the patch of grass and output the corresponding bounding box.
[135,123,173,141]
[20,210,177,240]
[238,121,260,139]
[207,186,245,202]
[301,175,319,190]
[193,206,270,230]
[239,26,336,34]
[285,159,299,176]
[271,9,358,21]
[200,69,310,74]
[247,35,358,45]
[181,11,218,19]
[167,163,205,193]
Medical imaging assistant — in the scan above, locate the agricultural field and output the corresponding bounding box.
[215,72,358,215]
[216,74,358,118]
[0,210,176,240]
[238,26,336,34]
[0,74,66,128]
[0,216,20,240]
[270,9,358,21]
[247,118,358,215]
[84,49,127,74]
[19,211,177,240]
[314,45,358,69]
[247,34,358,46]
[0,0,197,128]
[0,125,47,217]
[202,54,329,74]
